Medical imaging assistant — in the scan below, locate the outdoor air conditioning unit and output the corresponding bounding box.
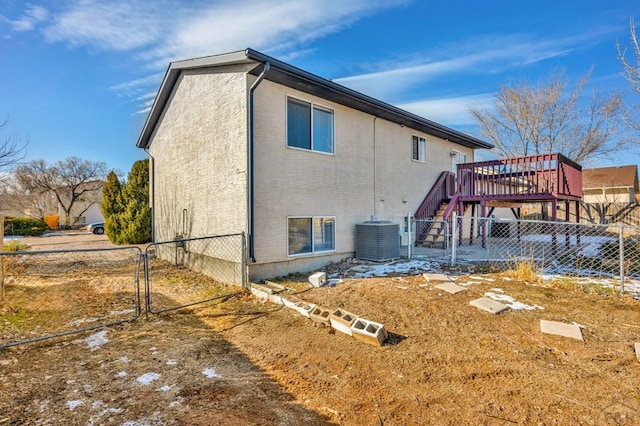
[355,221,400,261]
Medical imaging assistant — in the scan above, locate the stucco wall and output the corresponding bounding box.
[148,65,252,244]
[251,79,474,278]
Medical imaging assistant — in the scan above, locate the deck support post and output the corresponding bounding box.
[551,199,557,255]
[575,201,581,246]
[458,200,464,246]
[565,200,570,248]
[469,203,475,245]
[480,200,487,249]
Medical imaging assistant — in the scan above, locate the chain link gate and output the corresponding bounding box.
[0,246,142,349]
[144,233,247,314]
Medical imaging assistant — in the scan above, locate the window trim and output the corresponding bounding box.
[286,95,335,155]
[412,135,427,163]
[287,215,336,257]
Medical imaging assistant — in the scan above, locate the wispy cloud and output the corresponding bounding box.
[398,94,495,126]
[8,0,403,111]
[335,28,620,101]
[9,4,49,32]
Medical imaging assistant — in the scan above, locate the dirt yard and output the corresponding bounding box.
[2,234,640,425]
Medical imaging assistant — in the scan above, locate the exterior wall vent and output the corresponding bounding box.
[355,221,400,261]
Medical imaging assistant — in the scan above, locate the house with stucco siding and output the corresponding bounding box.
[137,48,492,281]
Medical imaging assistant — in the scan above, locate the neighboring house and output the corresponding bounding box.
[582,165,639,204]
[57,180,105,227]
[137,48,492,280]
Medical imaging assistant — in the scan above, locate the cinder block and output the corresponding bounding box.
[351,318,387,347]
[309,272,327,287]
[329,309,357,336]
[309,306,332,326]
[293,302,316,318]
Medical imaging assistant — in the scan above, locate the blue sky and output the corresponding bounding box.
[0,0,637,173]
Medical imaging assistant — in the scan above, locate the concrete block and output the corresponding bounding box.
[293,302,316,318]
[309,272,327,287]
[309,306,332,326]
[264,280,286,293]
[329,309,357,336]
[351,318,387,347]
[422,273,451,283]
[434,282,467,294]
[470,297,510,314]
[635,342,640,362]
[540,320,584,341]
[251,282,277,294]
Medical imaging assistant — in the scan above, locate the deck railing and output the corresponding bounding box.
[415,171,456,219]
[456,153,582,201]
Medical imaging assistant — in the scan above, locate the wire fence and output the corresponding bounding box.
[0,246,142,349]
[410,215,640,292]
[144,233,247,314]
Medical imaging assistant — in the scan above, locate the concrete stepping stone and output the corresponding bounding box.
[540,320,583,341]
[470,297,509,314]
[434,282,467,294]
[422,273,451,283]
[635,342,640,361]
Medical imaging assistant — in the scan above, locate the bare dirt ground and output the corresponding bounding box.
[2,234,640,425]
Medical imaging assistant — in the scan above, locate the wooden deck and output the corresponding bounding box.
[456,153,583,202]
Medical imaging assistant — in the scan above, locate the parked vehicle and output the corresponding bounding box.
[87,222,105,235]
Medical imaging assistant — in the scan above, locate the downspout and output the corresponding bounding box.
[247,61,270,262]
[373,116,378,218]
[143,148,155,243]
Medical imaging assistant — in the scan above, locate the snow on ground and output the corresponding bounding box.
[84,331,109,350]
[202,368,219,378]
[66,400,84,410]
[521,234,616,257]
[346,259,440,278]
[136,372,161,385]
[484,291,544,310]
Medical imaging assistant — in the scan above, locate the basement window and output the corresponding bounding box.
[288,216,335,255]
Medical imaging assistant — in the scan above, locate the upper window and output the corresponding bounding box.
[287,98,334,154]
[412,136,426,162]
[288,216,335,256]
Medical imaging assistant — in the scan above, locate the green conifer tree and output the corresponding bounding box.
[101,171,124,244]
[119,159,151,244]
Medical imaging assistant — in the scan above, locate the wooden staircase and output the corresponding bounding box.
[414,171,456,248]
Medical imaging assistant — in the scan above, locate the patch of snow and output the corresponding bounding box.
[489,288,504,293]
[327,278,343,286]
[460,281,483,286]
[166,359,177,366]
[115,371,127,378]
[119,356,130,363]
[484,292,544,310]
[66,400,84,410]
[91,400,104,409]
[85,331,109,350]
[169,397,184,407]
[136,372,161,385]
[202,368,219,378]
[502,277,512,281]
[157,384,175,392]
[70,317,101,327]
[349,259,438,278]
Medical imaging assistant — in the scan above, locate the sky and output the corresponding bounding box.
[0,0,638,174]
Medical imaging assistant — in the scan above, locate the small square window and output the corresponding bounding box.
[412,136,426,162]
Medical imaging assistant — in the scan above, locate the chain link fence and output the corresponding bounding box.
[144,234,246,314]
[410,215,640,292]
[0,247,142,349]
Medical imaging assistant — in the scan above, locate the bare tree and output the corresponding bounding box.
[469,71,626,165]
[618,17,640,132]
[15,157,108,227]
[0,115,27,178]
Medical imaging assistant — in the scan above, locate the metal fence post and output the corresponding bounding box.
[451,212,457,265]
[407,212,412,260]
[619,225,625,293]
